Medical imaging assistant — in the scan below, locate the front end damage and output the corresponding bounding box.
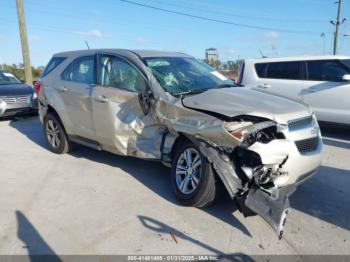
[158,100,322,238]
[207,116,321,238]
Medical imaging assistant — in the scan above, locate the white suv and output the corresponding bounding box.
[238,55,350,125]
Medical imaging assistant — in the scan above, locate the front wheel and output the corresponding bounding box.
[171,141,217,208]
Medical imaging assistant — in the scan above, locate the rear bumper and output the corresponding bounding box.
[0,98,38,118]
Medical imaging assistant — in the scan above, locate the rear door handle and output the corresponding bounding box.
[56,86,67,93]
[94,95,109,103]
[305,88,318,93]
[257,84,271,89]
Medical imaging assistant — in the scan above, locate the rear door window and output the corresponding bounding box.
[307,60,350,82]
[266,62,301,80]
[41,57,65,78]
[61,56,94,84]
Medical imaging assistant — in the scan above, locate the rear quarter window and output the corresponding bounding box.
[254,63,267,78]
[41,57,66,78]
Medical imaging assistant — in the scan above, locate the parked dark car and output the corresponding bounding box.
[0,70,37,118]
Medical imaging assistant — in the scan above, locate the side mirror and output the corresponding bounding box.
[138,88,152,115]
[342,74,350,81]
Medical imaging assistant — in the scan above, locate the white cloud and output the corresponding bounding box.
[222,48,235,56]
[135,37,146,46]
[73,30,103,38]
[90,9,103,16]
[29,35,42,42]
[217,46,235,60]
[262,31,279,40]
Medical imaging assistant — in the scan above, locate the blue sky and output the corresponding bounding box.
[0,0,349,66]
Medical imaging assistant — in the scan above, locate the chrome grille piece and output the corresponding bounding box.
[288,116,313,131]
[295,136,319,154]
[0,95,30,104]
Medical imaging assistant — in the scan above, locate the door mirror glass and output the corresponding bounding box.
[138,89,151,115]
[342,74,350,81]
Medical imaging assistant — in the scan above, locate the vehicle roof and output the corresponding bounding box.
[53,49,192,58]
[246,55,350,63]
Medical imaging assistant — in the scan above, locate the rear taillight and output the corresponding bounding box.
[34,81,41,94]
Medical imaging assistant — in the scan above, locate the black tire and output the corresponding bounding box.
[43,112,71,154]
[171,141,217,208]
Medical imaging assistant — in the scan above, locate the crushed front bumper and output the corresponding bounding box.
[234,135,322,238]
[247,136,322,187]
[236,185,296,239]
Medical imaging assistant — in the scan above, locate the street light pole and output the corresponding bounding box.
[15,0,32,84]
[321,33,326,55]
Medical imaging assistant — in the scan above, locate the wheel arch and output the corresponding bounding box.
[167,133,242,198]
[44,104,69,136]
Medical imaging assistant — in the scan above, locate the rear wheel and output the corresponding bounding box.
[44,112,70,154]
[171,141,217,207]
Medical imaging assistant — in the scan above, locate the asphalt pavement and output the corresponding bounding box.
[0,116,349,257]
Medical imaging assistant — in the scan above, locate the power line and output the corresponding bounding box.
[119,0,326,35]
[147,0,327,23]
[0,18,161,45]
[2,1,208,35]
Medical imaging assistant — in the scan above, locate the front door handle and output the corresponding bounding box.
[94,95,109,103]
[305,88,318,93]
[257,84,271,89]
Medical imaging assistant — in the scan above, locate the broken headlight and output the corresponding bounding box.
[225,121,283,147]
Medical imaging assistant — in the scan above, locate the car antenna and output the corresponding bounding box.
[258,49,267,58]
[85,40,90,50]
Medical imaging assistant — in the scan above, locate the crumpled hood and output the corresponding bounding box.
[182,87,311,124]
[0,84,34,96]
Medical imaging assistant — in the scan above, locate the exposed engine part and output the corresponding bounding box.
[253,166,272,185]
[225,120,286,149]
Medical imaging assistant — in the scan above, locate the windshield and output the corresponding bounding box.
[0,72,22,85]
[145,57,235,95]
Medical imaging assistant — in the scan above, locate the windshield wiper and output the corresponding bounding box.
[216,83,237,89]
[173,88,209,97]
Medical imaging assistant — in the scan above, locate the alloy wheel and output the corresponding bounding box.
[46,119,61,149]
[175,148,202,195]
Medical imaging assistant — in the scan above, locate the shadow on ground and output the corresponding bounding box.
[9,117,252,238]
[16,210,61,261]
[70,145,252,237]
[10,118,350,235]
[9,116,48,150]
[290,165,350,231]
[138,215,254,260]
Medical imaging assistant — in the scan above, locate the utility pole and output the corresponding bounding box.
[331,0,343,55]
[15,0,32,84]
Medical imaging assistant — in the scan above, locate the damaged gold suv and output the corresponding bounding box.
[37,49,322,238]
